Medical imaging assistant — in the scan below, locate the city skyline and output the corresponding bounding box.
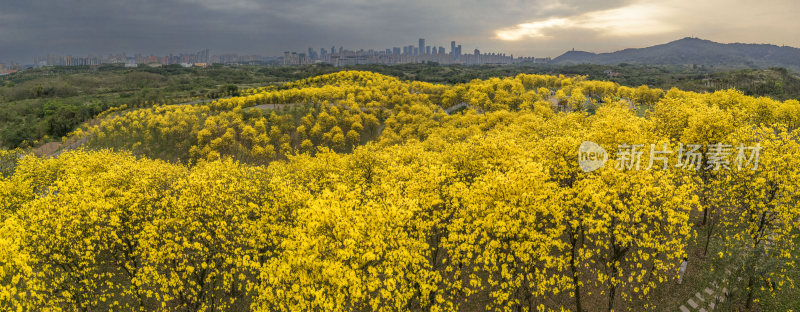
[282,38,546,66]
[19,37,551,68]
[21,50,277,68]
[1,0,798,65]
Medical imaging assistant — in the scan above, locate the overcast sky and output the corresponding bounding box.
[1,0,799,63]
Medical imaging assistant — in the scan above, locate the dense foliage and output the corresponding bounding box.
[1,71,799,311]
[3,63,800,149]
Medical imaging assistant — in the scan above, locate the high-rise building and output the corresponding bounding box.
[27,36,535,68]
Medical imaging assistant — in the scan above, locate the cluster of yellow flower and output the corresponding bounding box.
[440,74,662,113]
[2,71,799,310]
[81,71,442,163]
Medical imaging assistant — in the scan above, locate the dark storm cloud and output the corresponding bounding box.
[0,0,632,63]
[2,0,798,64]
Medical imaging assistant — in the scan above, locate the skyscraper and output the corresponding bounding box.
[451,41,456,55]
[418,38,425,55]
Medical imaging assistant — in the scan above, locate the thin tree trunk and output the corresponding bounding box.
[745,274,755,309]
[608,275,617,312]
[701,206,708,226]
[703,211,715,257]
[570,234,583,312]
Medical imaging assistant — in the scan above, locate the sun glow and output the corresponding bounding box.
[495,3,677,40]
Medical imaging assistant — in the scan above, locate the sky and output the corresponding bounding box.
[1,0,799,64]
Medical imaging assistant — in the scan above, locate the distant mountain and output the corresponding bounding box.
[551,38,800,72]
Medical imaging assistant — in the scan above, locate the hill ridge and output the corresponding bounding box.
[551,37,800,71]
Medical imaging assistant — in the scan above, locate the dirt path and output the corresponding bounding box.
[246,103,304,111]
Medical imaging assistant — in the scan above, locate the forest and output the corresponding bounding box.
[1,70,798,311]
[2,63,799,149]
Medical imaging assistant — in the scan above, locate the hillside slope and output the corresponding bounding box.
[552,37,800,71]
